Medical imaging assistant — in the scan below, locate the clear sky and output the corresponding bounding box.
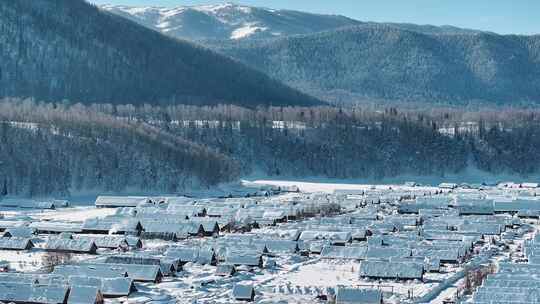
[89,0,539,35]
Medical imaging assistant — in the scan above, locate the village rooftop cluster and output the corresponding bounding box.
[0,181,539,303]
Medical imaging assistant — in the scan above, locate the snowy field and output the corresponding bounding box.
[0,181,539,303]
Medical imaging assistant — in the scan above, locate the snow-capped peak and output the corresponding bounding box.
[100,3,358,41]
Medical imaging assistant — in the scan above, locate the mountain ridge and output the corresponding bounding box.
[0,0,323,107]
[98,2,540,106]
[212,24,540,105]
[100,3,363,41]
[101,2,487,42]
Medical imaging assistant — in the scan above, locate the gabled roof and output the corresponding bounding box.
[298,231,351,243]
[336,288,382,304]
[43,238,97,253]
[105,255,160,266]
[166,204,205,214]
[29,221,83,233]
[0,282,69,304]
[95,196,150,208]
[166,247,199,263]
[125,236,143,248]
[232,284,254,300]
[216,264,236,276]
[68,276,134,297]
[225,251,262,267]
[75,235,128,249]
[366,246,411,259]
[320,245,366,260]
[3,226,36,238]
[262,209,287,220]
[142,222,203,237]
[260,239,298,254]
[458,203,494,215]
[53,264,128,278]
[68,285,102,304]
[0,237,33,250]
[458,223,501,235]
[82,217,141,233]
[359,261,423,280]
[412,248,461,262]
[494,199,540,212]
[206,206,239,217]
[0,199,57,209]
[0,220,30,230]
[189,219,220,233]
[83,263,162,282]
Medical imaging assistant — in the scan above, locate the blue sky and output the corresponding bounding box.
[89,0,539,35]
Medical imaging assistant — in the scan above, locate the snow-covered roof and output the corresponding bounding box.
[0,282,69,304]
[82,217,141,233]
[0,198,57,209]
[142,221,203,238]
[68,276,134,297]
[0,219,29,229]
[53,264,128,279]
[320,245,366,260]
[439,183,458,189]
[458,203,494,215]
[75,235,128,249]
[3,226,36,238]
[335,288,382,304]
[95,196,151,207]
[260,239,298,254]
[458,223,502,235]
[232,283,254,300]
[29,221,83,233]
[68,285,102,304]
[366,246,411,259]
[82,263,162,282]
[165,246,216,265]
[494,199,540,212]
[0,237,33,250]
[125,236,143,248]
[412,248,461,262]
[298,231,351,243]
[166,204,205,214]
[359,260,423,280]
[225,252,262,267]
[206,206,239,217]
[216,264,236,276]
[43,238,97,253]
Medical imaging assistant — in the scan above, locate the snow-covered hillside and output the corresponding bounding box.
[100,3,360,40]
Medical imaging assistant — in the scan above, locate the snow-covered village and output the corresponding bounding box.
[0,180,539,303]
[2,0,540,303]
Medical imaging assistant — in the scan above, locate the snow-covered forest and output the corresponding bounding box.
[0,100,240,197]
[2,99,540,197]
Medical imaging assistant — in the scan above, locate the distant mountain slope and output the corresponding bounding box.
[0,0,322,107]
[101,3,539,106]
[214,25,540,105]
[100,3,361,41]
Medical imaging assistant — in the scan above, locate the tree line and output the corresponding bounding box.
[2,99,540,197]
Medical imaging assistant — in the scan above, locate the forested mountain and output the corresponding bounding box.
[214,25,540,105]
[100,3,361,41]
[0,0,322,107]
[101,3,539,106]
